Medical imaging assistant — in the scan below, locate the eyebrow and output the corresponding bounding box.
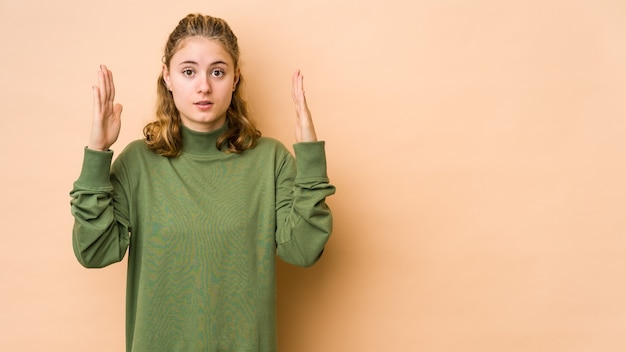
[177,60,230,66]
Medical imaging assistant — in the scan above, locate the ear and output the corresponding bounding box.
[162,64,171,90]
[233,68,240,91]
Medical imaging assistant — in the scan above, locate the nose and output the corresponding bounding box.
[197,74,212,93]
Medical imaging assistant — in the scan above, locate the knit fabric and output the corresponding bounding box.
[70,124,335,351]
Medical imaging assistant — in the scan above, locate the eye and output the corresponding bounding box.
[182,68,195,77]
[211,69,225,78]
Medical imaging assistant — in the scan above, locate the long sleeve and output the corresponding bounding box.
[70,148,131,268]
[275,141,336,267]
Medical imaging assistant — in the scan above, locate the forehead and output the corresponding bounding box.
[171,36,233,65]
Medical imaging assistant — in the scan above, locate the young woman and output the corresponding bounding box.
[70,13,335,352]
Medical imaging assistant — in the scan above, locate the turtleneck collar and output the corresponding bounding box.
[180,123,228,157]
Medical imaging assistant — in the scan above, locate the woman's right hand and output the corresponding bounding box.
[88,65,123,151]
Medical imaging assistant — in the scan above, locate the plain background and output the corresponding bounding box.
[1,0,626,351]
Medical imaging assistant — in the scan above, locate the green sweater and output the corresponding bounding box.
[70,124,335,352]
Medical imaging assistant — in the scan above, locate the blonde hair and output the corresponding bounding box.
[144,13,261,157]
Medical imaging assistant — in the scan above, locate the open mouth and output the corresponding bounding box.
[194,101,214,110]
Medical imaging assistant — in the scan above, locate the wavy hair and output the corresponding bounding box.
[144,13,261,157]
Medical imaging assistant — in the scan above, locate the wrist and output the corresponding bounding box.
[87,144,108,152]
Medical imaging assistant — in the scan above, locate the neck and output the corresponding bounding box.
[180,123,228,156]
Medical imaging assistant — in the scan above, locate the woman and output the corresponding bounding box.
[70,13,335,352]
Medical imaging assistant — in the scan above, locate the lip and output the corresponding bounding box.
[194,100,213,110]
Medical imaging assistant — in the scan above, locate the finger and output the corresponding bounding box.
[107,67,116,103]
[292,70,299,104]
[292,70,306,106]
[97,69,107,110]
[113,103,123,120]
[294,70,304,92]
[99,65,107,101]
[101,65,113,104]
[92,85,101,115]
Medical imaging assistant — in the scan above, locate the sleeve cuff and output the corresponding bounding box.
[74,147,114,188]
[293,141,328,181]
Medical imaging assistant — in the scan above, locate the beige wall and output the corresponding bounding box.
[2,0,626,351]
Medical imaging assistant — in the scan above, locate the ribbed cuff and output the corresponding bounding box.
[75,147,114,188]
[293,141,328,181]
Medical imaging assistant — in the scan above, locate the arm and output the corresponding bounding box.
[275,143,336,267]
[275,70,336,267]
[70,149,131,268]
[69,65,129,268]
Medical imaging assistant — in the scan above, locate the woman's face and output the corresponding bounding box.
[163,36,239,132]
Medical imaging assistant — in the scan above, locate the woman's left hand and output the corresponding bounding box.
[292,70,317,142]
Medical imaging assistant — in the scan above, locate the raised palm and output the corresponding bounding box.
[88,65,123,151]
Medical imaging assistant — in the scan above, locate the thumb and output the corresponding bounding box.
[113,103,123,119]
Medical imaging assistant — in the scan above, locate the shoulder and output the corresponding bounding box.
[114,139,157,165]
[234,137,293,167]
[118,139,147,156]
[252,137,294,161]
[255,136,290,154]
